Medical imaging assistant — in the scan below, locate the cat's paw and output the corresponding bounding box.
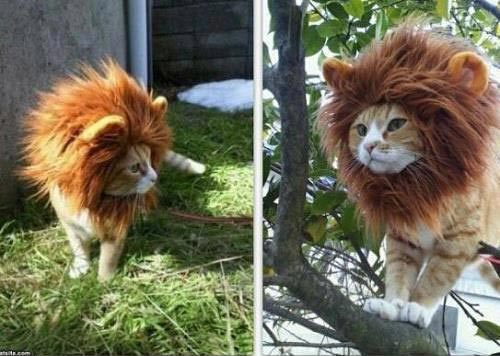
[363,298,400,321]
[68,260,90,278]
[390,298,407,309]
[97,271,115,283]
[399,302,435,328]
[97,266,117,282]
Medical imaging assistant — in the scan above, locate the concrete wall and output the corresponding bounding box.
[0,0,127,213]
[152,0,253,85]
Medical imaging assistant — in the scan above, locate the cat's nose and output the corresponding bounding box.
[364,142,377,153]
[148,169,158,183]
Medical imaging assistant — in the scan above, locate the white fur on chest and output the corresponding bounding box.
[416,224,436,250]
[50,186,95,239]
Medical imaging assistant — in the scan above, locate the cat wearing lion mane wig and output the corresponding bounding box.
[318,24,500,328]
[21,60,205,281]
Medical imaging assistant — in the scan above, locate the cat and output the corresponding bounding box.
[318,24,500,328]
[20,59,205,281]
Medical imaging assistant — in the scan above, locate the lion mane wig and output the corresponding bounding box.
[21,59,172,235]
[318,24,499,235]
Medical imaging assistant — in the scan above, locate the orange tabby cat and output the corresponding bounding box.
[21,60,205,281]
[318,25,499,327]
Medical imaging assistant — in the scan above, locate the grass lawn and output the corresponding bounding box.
[0,102,253,355]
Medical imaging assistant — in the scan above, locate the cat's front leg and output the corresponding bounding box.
[61,221,91,278]
[98,237,126,282]
[364,234,424,321]
[402,236,476,328]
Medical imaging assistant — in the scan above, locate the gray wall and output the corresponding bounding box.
[0,0,127,213]
[152,0,253,85]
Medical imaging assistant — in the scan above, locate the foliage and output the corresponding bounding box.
[476,320,500,340]
[0,102,253,355]
[299,0,499,61]
[264,0,500,352]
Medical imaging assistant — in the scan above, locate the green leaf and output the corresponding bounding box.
[343,0,364,19]
[375,11,388,40]
[353,10,372,27]
[327,36,343,54]
[263,43,271,66]
[263,154,271,185]
[386,7,401,24]
[366,23,376,38]
[476,320,500,340]
[340,203,358,234]
[308,11,323,23]
[326,2,349,20]
[435,0,450,20]
[364,229,384,254]
[311,191,347,215]
[302,25,325,57]
[469,30,482,43]
[306,216,328,244]
[317,19,344,38]
[473,8,486,22]
[356,32,372,48]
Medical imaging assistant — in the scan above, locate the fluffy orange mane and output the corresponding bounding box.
[318,25,499,235]
[20,60,172,235]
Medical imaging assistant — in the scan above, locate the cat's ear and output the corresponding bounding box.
[322,58,353,88]
[447,51,489,96]
[152,96,168,117]
[79,115,126,142]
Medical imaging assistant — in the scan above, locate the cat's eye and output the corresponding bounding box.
[387,118,407,132]
[129,163,141,173]
[356,124,367,136]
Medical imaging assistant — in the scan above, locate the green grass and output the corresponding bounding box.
[0,102,253,355]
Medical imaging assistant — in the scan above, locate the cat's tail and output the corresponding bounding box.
[478,260,500,292]
[164,151,206,175]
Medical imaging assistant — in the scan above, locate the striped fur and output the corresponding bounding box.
[165,151,206,175]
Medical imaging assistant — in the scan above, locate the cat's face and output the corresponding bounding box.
[104,144,158,196]
[348,104,423,174]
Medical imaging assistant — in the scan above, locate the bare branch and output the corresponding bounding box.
[263,275,293,287]
[451,9,466,38]
[263,322,279,345]
[450,291,500,346]
[264,295,345,342]
[263,341,354,349]
[354,246,385,294]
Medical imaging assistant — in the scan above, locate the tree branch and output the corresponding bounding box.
[263,341,354,349]
[271,0,309,270]
[263,322,279,344]
[281,257,447,354]
[450,291,500,346]
[264,295,346,342]
[450,9,466,38]
[263,65,278,96]
[354,246,385,294]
